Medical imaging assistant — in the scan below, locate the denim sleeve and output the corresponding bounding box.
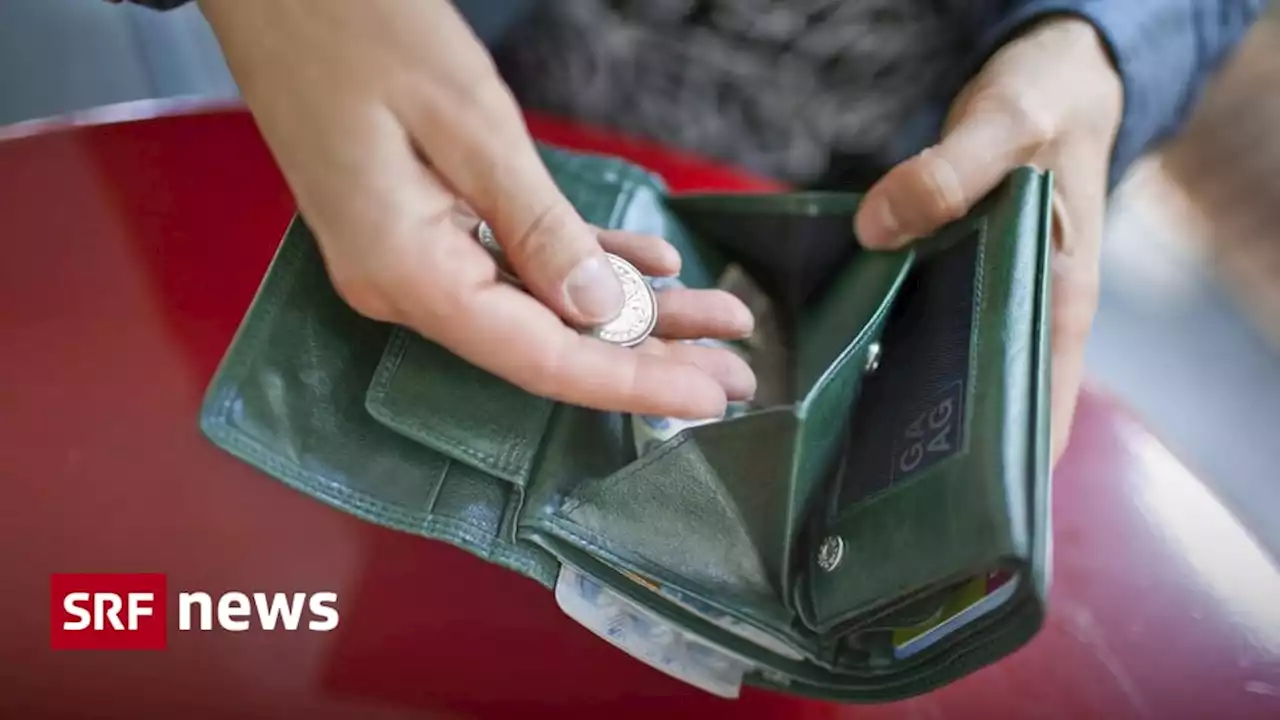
[976,0,1268,188]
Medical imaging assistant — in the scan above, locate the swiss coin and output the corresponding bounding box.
[590,255,657,347]
[476,220,502,255]
[474,220,520,285]
[475,221,657,347]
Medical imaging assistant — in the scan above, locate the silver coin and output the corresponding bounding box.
[474,220,520,284]
[476,221,656,346]
[476,220,502,255]
[591,255,657,347]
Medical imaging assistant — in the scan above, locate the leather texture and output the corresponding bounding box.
[199,145,1054,702]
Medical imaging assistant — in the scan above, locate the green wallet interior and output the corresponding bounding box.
[199,145,1054,702]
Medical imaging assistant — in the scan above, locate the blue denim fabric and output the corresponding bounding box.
[136,0,1265,191]
[846,0,1265,191]
[976,0,1267,188]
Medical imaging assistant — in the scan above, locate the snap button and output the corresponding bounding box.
[817,536,845,572]
[864,342,882,373]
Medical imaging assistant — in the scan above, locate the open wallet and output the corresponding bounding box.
[199,145,1055,702]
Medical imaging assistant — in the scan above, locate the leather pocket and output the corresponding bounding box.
[197,218,557,581]
[517,239,913,635]
[799,169,1054,672]
[366,329,555,488]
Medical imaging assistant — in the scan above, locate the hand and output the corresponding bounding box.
[200,0,756,419]
[854,17,1123,465]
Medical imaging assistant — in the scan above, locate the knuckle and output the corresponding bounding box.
[330,268,397,322]
[502,200,569,267]
[914,151,968,225]
[981,91,1056,148]
[322,219,461,327]
[461,77,522,124]
[313,229,397,322]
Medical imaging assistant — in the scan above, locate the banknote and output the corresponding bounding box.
[554,565,751,698]
[632,276,749,454]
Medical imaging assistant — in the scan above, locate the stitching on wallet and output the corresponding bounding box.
[213,228,308,423]
[361,171,642,484]
[810,219,996,625]
[964,217,987,457]
[366,326,409,406]
[205,157,660,593]
[366,329,548,484]
[206,422,556,586]
[422,457,451,518]
[541,432,778,604]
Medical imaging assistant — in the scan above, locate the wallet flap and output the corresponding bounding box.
[366,328,555,487]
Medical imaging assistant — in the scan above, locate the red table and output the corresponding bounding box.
[2,102,1278,719]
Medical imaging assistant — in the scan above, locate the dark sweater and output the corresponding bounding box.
[122,0,1268,189]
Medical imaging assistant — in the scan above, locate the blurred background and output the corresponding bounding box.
[3,0,1278,553]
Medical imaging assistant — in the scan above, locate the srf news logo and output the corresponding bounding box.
[50,573,339,650]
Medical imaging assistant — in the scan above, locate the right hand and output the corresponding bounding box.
[201,0,756,418]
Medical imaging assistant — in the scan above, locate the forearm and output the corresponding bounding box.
[977,0,1268,188]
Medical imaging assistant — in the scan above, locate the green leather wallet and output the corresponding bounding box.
[199,145,1054,702]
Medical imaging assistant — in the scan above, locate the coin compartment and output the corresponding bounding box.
[513,198,913,665]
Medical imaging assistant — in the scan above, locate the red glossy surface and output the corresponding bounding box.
[2,103,1278,719]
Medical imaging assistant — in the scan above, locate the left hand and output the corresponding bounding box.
[854,16,1123,465]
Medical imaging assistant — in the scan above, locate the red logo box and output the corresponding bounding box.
[50,573,168,650]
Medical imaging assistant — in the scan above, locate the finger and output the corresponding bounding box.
[394,263,731,417]
[855,93,1058,249]
[597,229,682,277]
[637,339,758,402]
[653,288,755,340]
[1049,255,1098,465]
[321,121,724,419]
[450,149,623,327]
[1042,143,1107,465]
[393,15,623,326]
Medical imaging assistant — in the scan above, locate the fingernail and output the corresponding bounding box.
[564,255,625,323]
[856,199,903,249]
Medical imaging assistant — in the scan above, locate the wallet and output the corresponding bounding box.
[199,145,1054,702]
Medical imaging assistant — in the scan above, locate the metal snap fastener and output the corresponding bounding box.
[864,342,882,373]
[817,536,845,572]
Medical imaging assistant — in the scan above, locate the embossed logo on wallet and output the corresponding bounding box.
[890,380,966,482]
[835,228,980,511]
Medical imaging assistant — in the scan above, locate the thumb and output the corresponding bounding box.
[480,161,625,326]
[389,2,626,326]
[855,95,1056,249]
[411,97,623,325]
